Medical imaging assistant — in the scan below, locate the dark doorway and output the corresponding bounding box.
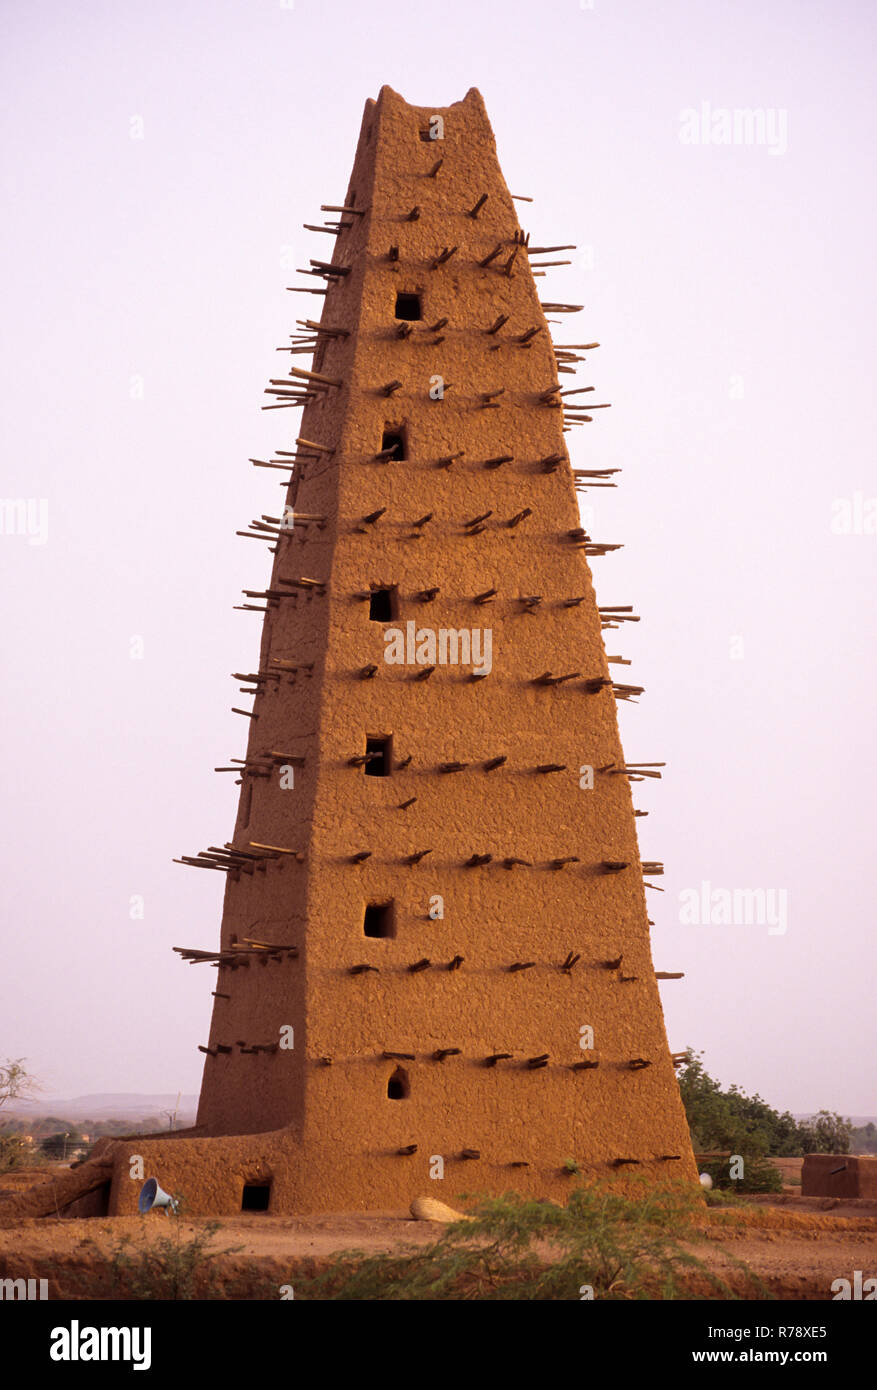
[241,1182,271,1212]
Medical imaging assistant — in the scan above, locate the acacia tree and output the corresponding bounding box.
[0,1059,40,1173]
[0,1058,36,1109]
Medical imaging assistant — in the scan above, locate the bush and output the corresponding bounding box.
[292,1185,757,1301]
[0,1132,42,1174]
[77,1218,245,1300]
[698,1154,783,1195]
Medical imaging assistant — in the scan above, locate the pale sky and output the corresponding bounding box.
[1,0,874,1115]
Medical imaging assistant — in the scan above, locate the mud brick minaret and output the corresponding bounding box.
[111,86,697,1215]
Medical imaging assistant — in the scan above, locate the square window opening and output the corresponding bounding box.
[395,291,422,321]
[365,735,392,777]
[380,428,406,462]
[364,901,395,939]
[369,587,398,622]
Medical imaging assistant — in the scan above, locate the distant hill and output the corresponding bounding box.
[4,1093,198,1122]
[5,1097,872,1128]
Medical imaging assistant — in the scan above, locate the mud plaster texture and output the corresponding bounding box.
[110,86,698,1216]
[802,1155,877,1198]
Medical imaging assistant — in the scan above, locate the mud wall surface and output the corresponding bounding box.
[802,1155,877,1198]
[183,85,697,1212]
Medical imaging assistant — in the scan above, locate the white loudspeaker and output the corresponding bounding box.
[138,1177,179,1214]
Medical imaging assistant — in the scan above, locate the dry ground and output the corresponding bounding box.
[1,1166,875,1300]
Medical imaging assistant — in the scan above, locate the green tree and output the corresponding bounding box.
[797,1110,851,1154]
[676,1050,851,1190]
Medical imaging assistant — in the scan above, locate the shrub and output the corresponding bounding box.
[0,1132,42,1174]
[292,1184,756,1301]
[77,1218,245,1301]
[698,1154,783,1195]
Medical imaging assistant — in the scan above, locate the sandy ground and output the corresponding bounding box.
[1,1172,875,1299]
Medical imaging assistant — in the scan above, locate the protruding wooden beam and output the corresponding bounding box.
[479,244,504,267]
[534,671,580,686]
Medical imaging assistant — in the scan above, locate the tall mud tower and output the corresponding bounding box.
[122,86,697,1215]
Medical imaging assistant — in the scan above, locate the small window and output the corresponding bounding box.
[419,129,432,142]
[240,777,253,827]
[241,1182,271,1212]
[387,1066,409,1099]
[381,428,406,461]
[395,291,422,321]
[365,735,392,777]
[369,587,398,622]
[364,901,395,938]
